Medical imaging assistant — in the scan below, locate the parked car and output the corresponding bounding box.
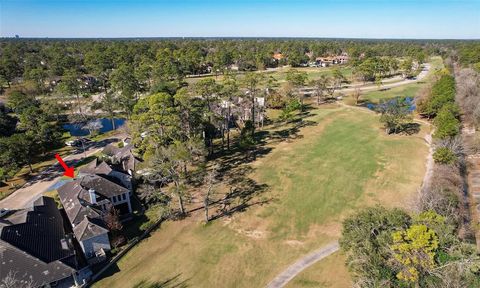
[65,140,78,146]
[0,208,9,217]
[65,138,92,147]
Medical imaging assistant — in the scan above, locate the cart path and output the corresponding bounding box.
[266,241,340,288]
[300,63,431,94]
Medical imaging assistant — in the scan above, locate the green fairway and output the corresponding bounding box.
[94,105,428,288]
[360,83,423,103]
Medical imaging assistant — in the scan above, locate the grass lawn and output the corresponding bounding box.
[352,83,424,104]
[284,252,351,288]
[94,103,428,288]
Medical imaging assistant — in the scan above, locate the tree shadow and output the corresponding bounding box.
[90,262,120,281]
[390,123,421,135]
[132,274,190,288]
[200,111,318,221]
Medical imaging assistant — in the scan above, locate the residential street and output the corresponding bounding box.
[0,137,121,209]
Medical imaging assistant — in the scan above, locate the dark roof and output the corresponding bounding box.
[78,159,131,189]
[102,143,133,158]
[0,241,76,287]
[79,159,113,176]
[0,196,77,285]
[73,217,108,241]
[80,174,129,198]
[0,197,74,263]
[57,174,128,227]
[102,143,141,172]
[57,180,104,226]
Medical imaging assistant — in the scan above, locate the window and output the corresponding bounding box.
[122,194,126,200]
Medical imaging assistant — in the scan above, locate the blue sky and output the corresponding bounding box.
[1,0,479,39]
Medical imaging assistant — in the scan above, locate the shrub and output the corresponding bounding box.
[280,98,302,120]
[390,224,439,283]
[378,97,413,134]
[433,147,457,165]
[418,75,455,118]
[434,106,460,139]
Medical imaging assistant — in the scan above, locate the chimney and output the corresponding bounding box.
[88,188,96,204]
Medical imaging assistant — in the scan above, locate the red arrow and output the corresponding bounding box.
[55,153,75,178]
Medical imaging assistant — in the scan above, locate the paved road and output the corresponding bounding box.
[0,137,120,209]
[301,63,431,95]
[266,242,340,288]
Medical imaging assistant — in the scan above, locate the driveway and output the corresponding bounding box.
[0,137,121,209]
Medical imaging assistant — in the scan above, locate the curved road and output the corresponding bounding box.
[300,63,431,95]
[266,242,340,288]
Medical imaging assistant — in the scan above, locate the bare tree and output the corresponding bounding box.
[104,206,123,232]
[1,271,35,288]
[83,119,103,136]
[203,164,218,223]
[455,68,480,123]
[310,75,328,105]
[351,88,362,105]
[436,136,464,157]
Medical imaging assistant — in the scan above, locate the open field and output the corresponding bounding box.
[94,103,429,288]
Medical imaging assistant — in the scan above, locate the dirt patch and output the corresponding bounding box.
[285,240,304,247]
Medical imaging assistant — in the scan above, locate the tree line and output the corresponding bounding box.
[341,57,480,287]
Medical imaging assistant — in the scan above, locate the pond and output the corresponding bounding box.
[365,97,416,112]
[63,118,126,137]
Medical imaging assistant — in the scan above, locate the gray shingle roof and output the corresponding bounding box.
[57,174,128,229]
[79,159,113,176]
[80,174,129,198]
[102,143,141,172]
[73,217,108,241]
[57,181,103,226]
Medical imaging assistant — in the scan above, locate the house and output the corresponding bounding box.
[335,52,349,64]
[273,52,285,61]
[0,196,88,287]
[314,53,349,67]
[79,158,133,192]
[78,75,98,90]
[315,56,336,67]
[57,166,133,263]
[102,143,141,175]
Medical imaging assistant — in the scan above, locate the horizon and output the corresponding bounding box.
[1,0,479,39]
[2,36,480,41]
